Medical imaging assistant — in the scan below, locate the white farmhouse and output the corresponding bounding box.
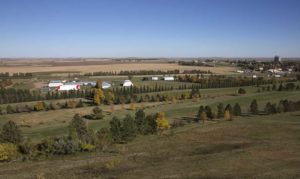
[151,77,159,81]
[163,76,174,81]
[102,81,112,89]
[122,80,133,87]
[48,80,64,88]
[57,84,80,91]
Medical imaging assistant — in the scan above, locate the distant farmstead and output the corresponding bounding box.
[163,76,174,81]
[48,80,63,87]
[122,80,134,87]
[57,84,80,91]
[151,76,159,81]
[102,81,112,89]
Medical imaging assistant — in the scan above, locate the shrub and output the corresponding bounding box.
[103,158,121,171]
[6,105,15,114]
[156,112,170,132]
[0,120,23,144]
[69,114,89,142]
[238,88,246,94]
[18,140,33,155]
[200,111,207,124]
[95,128,112,150]
[249,99,259,115]
[80,142,96,152]
[34,101,45,111]
[0,143,18,162]
[92,107,104,120]
[67,100,77,108]
[171,120,185,128]
[52,137,79,155]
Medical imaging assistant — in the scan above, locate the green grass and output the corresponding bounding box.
[1,86,299,142]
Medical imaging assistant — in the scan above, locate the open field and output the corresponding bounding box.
[0,111,299,178]
[0,62,236,74]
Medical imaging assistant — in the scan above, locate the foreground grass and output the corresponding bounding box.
[0,112,300,178]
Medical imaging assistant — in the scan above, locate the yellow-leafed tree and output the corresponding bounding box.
[34,101,45,111]
[93,88,105,105]
[224,110,232,121]
[156,112,170,131]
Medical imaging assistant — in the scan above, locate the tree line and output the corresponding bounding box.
[83,69,211,76]
[0,72,33,79]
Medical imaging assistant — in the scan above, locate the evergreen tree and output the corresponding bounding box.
[233,103,242,116]
[109,116,122,143]
[278,83,284,91]
[249,99,259,115]
[277,101,285,113]
[205,106,213,119]
[0,120,22,144]
[238,88,246,94]
[146,114,157,134]
[121,115,137,142]
[69,114,89,142]
[264,102,273,115]
[217,103,224,118]
[135,109,146,133]
[6,105,15,114]
[225,104,233,115]
[200,111,207,125]
[197,105,205,118]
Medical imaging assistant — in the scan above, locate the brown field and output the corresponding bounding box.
[0,62,236,74]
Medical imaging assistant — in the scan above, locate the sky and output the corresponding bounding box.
[0,0,300,58]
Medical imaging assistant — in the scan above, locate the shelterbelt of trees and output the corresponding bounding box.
[83,69,211,76]
[1,97,300,162]
[1,75,297,105]
[0,72,33,79]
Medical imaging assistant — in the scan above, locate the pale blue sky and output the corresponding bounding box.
[0,0,299,58]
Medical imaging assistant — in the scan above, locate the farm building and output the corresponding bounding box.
[57,84,80,91]
[102,81,111,89]
[163,76,174,81]
[122,80,133,87]
[151,77,159,81]
[48,80,64,87]
[82,81,97,87]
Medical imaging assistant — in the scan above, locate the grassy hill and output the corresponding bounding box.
[0,111,299,178]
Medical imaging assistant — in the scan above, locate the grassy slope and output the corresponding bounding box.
[0,112,299,178]
[1,86,300,141]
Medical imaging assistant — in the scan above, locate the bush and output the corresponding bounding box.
[238,88,246,94]
[67,100,77,108]
[171,120,185,128]
[156,112,170,132]
[0,143,18,162]
[69,114,89,142]
[92,107,104,120]
[34,101,45,111]
[18,140,33,155]
[80,142,96,152]
[52,137,79,155]
[0,120,23,144]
